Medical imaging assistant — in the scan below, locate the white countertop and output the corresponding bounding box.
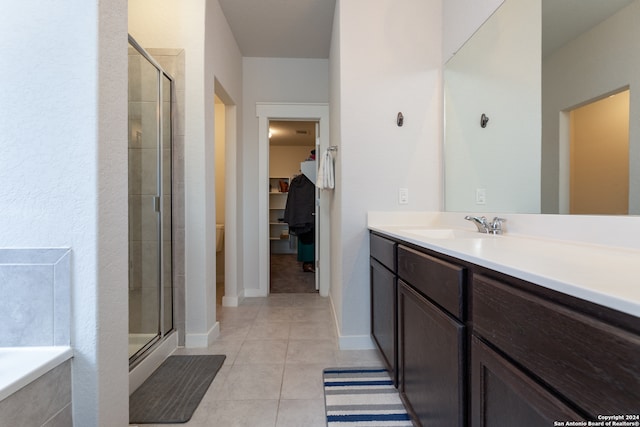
[369,223,640,318]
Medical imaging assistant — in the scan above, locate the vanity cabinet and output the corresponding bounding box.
[369,230,640,427]
[397,245,466,427]
[472,273,640,422]
[369,233,398,384]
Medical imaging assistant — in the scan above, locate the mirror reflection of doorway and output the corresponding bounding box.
[268,120,318,293]
[569,89,630,214]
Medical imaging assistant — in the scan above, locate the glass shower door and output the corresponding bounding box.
[128,38,175,362]
[128,45,161,358]
[161,73,173,336]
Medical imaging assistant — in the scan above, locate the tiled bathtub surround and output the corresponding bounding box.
[0,248,71,347]
[0,248,73,426]
[0,360,72,427]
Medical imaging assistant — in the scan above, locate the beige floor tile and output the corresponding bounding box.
[286,339,336,365]
[218,364,285,400]
[132,294,385,426]
[246,321,291,340]
[217,322,251,341]
[173,340,242,365]
[263,295,296,307]
[203,400,278,427]
[256,307,294,322]
[289,308,332,323]
[281,364,326,400]
[235,339,288,364]
[289,321,336,341]
[292,293,328,306]
[335,349,385,367]
[275,399,326,427]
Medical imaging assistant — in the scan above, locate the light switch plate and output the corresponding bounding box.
[399,188,409,204]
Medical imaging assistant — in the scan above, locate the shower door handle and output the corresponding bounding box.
[153,196,161,213]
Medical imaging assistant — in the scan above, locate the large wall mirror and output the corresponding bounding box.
[444,0,640,215]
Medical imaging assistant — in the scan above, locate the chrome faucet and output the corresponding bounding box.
[464,215,507,234]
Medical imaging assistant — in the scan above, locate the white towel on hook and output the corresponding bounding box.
[317,148,335,190]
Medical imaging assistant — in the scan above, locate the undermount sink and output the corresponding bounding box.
[399,228,488,239]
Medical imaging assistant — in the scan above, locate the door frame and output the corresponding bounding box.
[256,102,330,297]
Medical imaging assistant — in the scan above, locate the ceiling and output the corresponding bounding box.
[218,0,337,58]
[218,0,635,60]
[542,0,635,57]
[269,120,316,147]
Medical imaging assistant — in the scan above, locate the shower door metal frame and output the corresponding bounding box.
[128,35,175,366]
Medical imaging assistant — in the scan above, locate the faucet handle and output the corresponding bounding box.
[490,217,507,234]
[464,215,490,233]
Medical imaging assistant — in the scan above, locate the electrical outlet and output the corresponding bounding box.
[399,188,409,205]
[476,188,486,205]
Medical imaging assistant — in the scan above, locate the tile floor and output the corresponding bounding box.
[132,293,384,427]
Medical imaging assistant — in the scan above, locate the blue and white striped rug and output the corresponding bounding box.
[323,367,413,426]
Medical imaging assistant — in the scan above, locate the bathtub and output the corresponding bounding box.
[0,346,73,402]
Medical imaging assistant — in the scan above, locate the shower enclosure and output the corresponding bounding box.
[128,36,174,364]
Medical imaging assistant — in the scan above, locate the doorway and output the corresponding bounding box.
[214,95,226,304]
[214,81,240,307]
[269,120,318,293]
[567,89,630,214]
[256,103,330,297]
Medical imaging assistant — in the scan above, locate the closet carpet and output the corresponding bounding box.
[270,254,317,293]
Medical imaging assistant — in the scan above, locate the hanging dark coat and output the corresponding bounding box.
[284,174,315,239]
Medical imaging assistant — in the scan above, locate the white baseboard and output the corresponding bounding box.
[222,295,239,307]
[244,288,267,297]
[328,293,376,350]
[185,322,220,348]
[129,331,178,395]
[222,288,244,307]
[338,334,376,350]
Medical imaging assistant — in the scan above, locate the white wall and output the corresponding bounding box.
[0,0,128,425]
[241,58,329,296]
[444,0,541,213]
[330,0,442,347]
[329,5,344,331]
[442,0,504,62]
[542,0,640,214]
[129,0,243,345]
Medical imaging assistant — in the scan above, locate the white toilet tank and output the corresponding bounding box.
[216,224,225,252]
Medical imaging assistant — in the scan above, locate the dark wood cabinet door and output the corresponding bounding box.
[398,281,465,427]
[473,274,640,416]
[471,336,584,427]
[370,258,397,383]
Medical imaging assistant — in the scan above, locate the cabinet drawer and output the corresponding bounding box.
[473,274,640,417]
[398,245,465,320]
[370,233,396,271]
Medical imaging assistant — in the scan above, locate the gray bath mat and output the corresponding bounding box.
[129,354,226,424]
